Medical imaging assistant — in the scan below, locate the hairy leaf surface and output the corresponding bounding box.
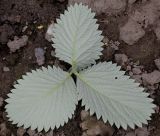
[76,62,155,129]
[52,3,103,69]
[6,66,77,132]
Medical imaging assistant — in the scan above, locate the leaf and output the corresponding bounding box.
[5,66,77,132]
[52,3,103,69]
[76,62,155,129]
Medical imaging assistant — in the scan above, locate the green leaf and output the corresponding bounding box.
[76,62,155,129]
[5,66,77,132]
[52,3,103,69]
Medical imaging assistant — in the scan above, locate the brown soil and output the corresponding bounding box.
[0,0,160,136]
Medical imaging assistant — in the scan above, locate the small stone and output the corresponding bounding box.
[35,48,45,66]
[0,97,4,107]
[154,58,160,70]
[17,127,26,136]
[81,110,90,121]
[45,23,54,42]
[115,54,128,65]
[132,67,142,75]
[3,66,10,72]
[22,26,28,32]
[120,19,145,45]
[142,70,160,85]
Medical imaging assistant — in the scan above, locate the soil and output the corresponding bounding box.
[0,0,160,136]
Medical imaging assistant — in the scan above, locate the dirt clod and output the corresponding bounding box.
[7,35,28,52]
[132,67,142,75]
[119,19,145,45]
[142,70,160,85]
[115,54,128,65]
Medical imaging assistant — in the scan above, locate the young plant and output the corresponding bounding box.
[6,3,155,132]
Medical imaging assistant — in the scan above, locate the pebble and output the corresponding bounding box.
[3,66,10,72]
[35,48,45,66]
[22,25,28,32]
[45,23,54,42]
